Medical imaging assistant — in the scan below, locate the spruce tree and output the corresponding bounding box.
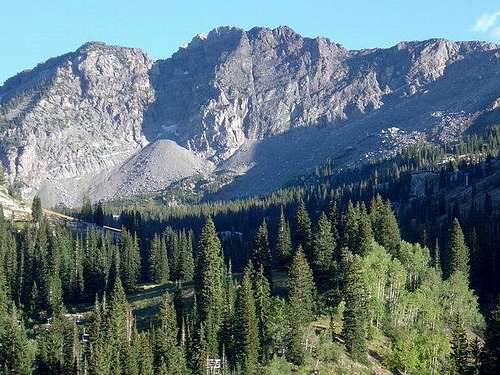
[32,195,43,223]
[253,264,271,362]
[165,227,180,280]
[286,246,315,365]
[371,197,401,257]
[233,263,259,374]
[125,328,141,375]
[155,292,188,375]
[81,196,93,222]
[450,314,472,375]
[251,219,272,281]
[288,245,315,326]
[106,277,131,374]
[275,207,292,270]
[194,217,225,355]
[148,234,169,283]
[179,230,194,281]
[221,262,237,366]
[312,212,335,275]
[139,332,154,375]
[342,255,368,362]
[342,201,359,252]
[327,200,339,246]
[295,201,312,259]
[119,229,141,291]
[188,322,208,375]
[94,201,105,227]
[70,235,84,304]
[355,203,374,256]
[36,316,67,374]
[0,306,33,375]
[447,218,470,278]
[88,297,110,375]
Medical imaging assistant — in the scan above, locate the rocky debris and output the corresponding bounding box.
[87,139,215,202]
[0,27,499,206]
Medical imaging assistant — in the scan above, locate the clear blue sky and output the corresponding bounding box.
[1,0,500,84]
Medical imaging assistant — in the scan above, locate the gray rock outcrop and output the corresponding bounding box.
[0,26,499,206]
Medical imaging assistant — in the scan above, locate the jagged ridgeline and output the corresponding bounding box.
[1,26,500,207]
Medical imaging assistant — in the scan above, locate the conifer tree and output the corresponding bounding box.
[37,316,77,374]
[447,218,470,279]
[94,201,105,227]
[148,234,169,283]
[119,229,141,291]
[125,328,141,375]
[0,264,7,313]
[88,296,110,375]
[70,235,84,304]
[107,247,121,295]
[139,332,154,375]
[288,245,315,326]
[106,277,131,374]
[286,246,315,365]
[194,217,225,355]
[155,292,188,375]
[355,203,374,256]
[312,212,335,275]
[0,306,33,375]
[188,322,208,375]
[450,314,472,375]
[481,298,500,375]
[253,264,271,362]
[251,219,272,281]
[165,227,180,280]
[81,196,93,222]
[266,297,289,359]
[342,201,359,252]
[233,263,259,374]
[295,201,312,259]
[371,197,401,257]
[275,207,292,269]
[342,255,368,362]
[84,229,107,297]
[221,262,237,366]
[179,230,194,281]
[32,195,43,223]
[327,200,339,245]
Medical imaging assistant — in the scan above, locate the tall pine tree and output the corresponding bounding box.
[286,246,315,365]
[154,292,188,375]
[275,207,292,270]
[294,201,312,259]
[342,255,368,362]
[251,219,272,282]
[194,217,225,355]
[447,218,470,279]
[233,263,259,374]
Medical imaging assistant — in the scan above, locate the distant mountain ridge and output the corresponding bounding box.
[1,26,499,207]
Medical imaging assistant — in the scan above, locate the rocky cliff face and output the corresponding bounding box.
[0,42,154,202]
[0,26,499,206]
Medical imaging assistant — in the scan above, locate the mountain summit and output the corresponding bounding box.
[1,26,499,206]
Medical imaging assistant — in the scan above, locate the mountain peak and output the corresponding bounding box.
[1,27,500,206]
